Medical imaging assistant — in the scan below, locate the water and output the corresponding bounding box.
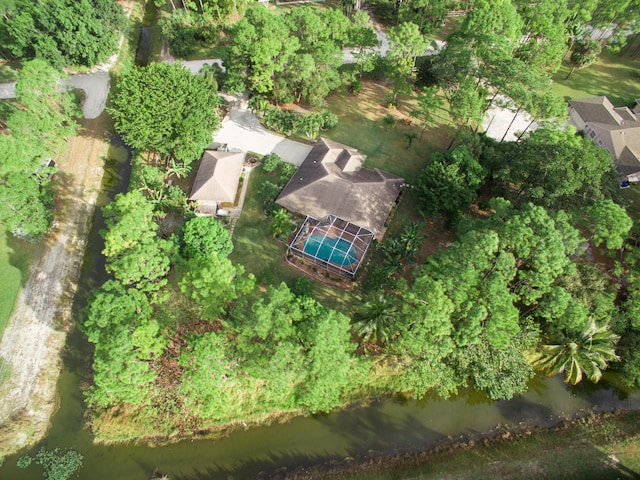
[304,234,358,267]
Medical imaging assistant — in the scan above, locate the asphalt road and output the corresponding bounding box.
[0,71,110,119]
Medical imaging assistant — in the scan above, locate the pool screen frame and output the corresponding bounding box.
[288,214,374,279]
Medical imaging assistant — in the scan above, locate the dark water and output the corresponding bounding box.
[135,27,153,66]
[1,136,639,479]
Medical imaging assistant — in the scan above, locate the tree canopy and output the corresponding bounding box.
[0,59,79,240]
[109,63,222,165]
[0,0,125,69]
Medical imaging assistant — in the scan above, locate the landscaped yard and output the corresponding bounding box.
[552,50,640,107]
[324,82,451,178]
[229,167,358,314]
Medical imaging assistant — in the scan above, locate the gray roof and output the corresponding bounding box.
[189,150,245,204]
[276,138,404,240]
[569,96,628,126]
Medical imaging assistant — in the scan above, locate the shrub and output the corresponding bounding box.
[262,153,284,173]
[291,277,314,297]
[320,109,339,130]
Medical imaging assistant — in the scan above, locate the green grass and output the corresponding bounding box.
[182,45,228,61]
[324,82,451,179]
[0,226,35,341]
[229,167,356,314]
[552,50,640,107]
[312,411,640,480]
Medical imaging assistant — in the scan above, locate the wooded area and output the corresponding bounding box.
[3,0,640,446]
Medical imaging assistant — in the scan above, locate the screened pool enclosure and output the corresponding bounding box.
[288,214,374,278]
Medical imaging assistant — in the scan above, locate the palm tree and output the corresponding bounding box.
[532,320,620,385]
[404,132,418,149]
[352,291,399,344]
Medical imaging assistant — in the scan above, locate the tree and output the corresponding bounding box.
[101,191,174,292]
[566,39,602,79]
[584,200,633,250]
[180,216,233,259]
[415,144,486,217]
[489,126,614,210]
[391,276,456,398]
[513,0,569,71]
[300,310,361,413]
[411,86,445,141]
[0,59,79,240]
[398,0,452,35]
[386,22,429,102]
[0,0,125,68]
[348,10,380,78]
[352,291,399,344]
[532,319,620,384]
[270,208,293,238]
[109,63,221,165]
[179,255,255,320]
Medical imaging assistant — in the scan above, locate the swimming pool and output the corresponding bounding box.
[303,234,358,267]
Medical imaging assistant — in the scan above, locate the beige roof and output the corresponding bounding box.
[276,138,404,240]
[570,96,640,178]
[189,150,245,204]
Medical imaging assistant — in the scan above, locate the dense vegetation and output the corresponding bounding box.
[0,0,126,69]
[74,0,640,442]
[108,62,222,166]
[0,60,79,240]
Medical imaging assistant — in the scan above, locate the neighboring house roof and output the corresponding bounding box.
[276,138,404,240]
[569,96,640,179]
[189,150,245,204]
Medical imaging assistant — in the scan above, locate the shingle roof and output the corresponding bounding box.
[189,150,245,204]
[570,96,640,179]
[276,138,404,240]
[569,96,626,126]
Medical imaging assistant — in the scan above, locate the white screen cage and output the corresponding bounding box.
[288,214,374,278]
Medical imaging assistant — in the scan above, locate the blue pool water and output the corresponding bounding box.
[303,234,358,266]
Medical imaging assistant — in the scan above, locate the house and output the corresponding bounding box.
[189,150,245,216]
[276,138,404,278]
[568,96,640,182]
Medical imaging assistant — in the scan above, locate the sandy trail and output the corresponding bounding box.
[0,116,109,457]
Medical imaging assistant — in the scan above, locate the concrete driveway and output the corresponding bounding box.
[213,97,313,166]
[481,95,539,142]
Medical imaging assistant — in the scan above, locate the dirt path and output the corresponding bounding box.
[0,114,110,457]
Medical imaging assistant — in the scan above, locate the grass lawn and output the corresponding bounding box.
[324,82,451,178]
[552,50,640,107]
[0,226,35,341]
[229,167,358,314]
[333,411,640,480]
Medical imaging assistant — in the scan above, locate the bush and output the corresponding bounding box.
[291,277,314,297]
[262,153,284,173]
[279,162,297,185]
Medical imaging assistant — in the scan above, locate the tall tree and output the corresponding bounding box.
[532,319,620,384]
[0,59,79,240]
[109,63,222,166]
[0,0,125,68]
[566,39,602,79]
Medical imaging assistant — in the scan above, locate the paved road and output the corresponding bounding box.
[0,71,110,119]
